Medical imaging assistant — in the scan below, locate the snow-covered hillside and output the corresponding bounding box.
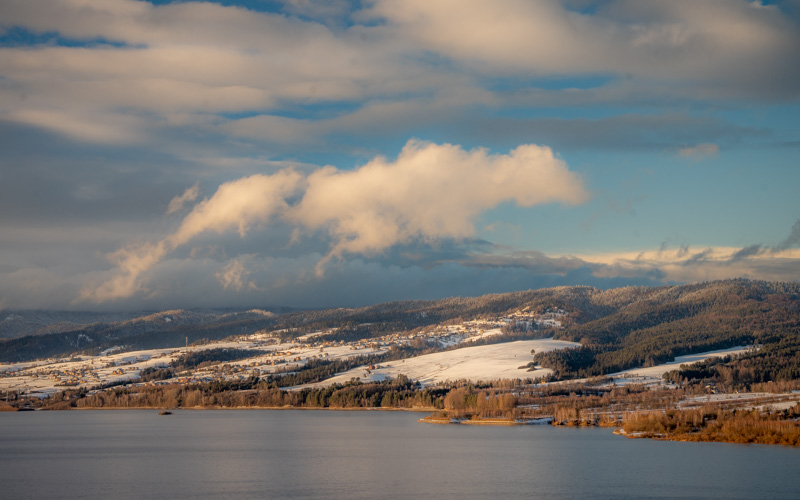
[298,338,580,388]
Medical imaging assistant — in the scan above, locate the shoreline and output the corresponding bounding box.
[59,405,439,413]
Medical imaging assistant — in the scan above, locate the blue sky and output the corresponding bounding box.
[0,0,799,311]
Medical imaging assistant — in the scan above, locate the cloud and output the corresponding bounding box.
[10,241,800,312]
[731,244,764,261]
[79,240,170,302]
[712,218,800,264]
[79,139,588,302]
[169,170,303,244]
[78,170,303,302]
[2,0,797,312]
[293,140,588,271]
[365,0,800,97]
[568,244,800,284]
[453,114,759,154]
[678,143,720,159]
[166,183,199,215]
[215,258,258,292]
[7,217,800,311]
[219,106,766,160]
[464,250,591,276]
[279,0,355,26]
[456,218,800,287]
[0,1,450,144]
[774,219,800,251]
[5,108,145,144]
[80,140,799,307]
[1,0,796,153]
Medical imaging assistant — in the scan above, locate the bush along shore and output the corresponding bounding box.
[616,407,800,446]
[7,374,799,446]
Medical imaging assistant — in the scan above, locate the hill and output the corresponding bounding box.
[1,280,798,382]
[537,280,800,381]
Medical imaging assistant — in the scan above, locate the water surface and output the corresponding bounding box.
[1,410,797,499]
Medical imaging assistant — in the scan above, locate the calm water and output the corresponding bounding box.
[1,409,798,499]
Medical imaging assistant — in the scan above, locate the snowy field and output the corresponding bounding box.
[605,346,754,386]
[462,327,504,343]
[2,340,754,397]
[678,391,800,411]
[0,316,553,396]
[0,336,386,397]
[297,338,580,388]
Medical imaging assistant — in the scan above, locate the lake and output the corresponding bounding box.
[1,409,798,499]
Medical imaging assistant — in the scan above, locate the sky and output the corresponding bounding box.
[1,0,799,311]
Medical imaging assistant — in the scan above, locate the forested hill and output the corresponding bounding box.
[1,280,799,369]
[537,280,800,379]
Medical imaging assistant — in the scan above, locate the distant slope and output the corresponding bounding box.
[0,309,282,362]
[0,310,142,339]
[1,280,798,369]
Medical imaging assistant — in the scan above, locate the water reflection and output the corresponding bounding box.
[1,410,797,500]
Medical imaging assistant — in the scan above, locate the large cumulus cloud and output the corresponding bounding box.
[293,140,588,271]
[79,140,588,302]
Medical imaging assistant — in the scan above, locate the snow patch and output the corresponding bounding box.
[605,346,754,386]
[298,338,580,388]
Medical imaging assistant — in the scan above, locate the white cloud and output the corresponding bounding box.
[466,244,800,286]
[166,183,199,215]
[79,170,303,302]
[78,240,170,302]
[79,139,588,302]
[292,139,588,271]
[170,170,303,244]
[677,143,719,159]
[365,0,800,95]
[0,0,450,144]
[570,246,800,283]
[1,0,796,149]
[215,258,258,292]
[5,108,145,144]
